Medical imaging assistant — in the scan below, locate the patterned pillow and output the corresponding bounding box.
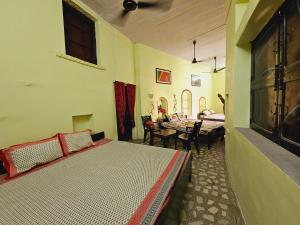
[1,135,63,178]
[59,130,94,155]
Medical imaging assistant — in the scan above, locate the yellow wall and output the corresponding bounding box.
[2,1,298,224]
[0,0,225,146]
[225,0,300,225]
[134,44,225,137]
[0,0,136,147]
[211,71,226,113]
[229,129,300,225]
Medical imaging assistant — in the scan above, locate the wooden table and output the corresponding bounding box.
[150,129,177,148]
[161,121,225,149]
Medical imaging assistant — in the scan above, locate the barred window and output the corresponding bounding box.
[251,0,300,156]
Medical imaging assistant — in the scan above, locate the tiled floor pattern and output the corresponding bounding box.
[131,138,245,225]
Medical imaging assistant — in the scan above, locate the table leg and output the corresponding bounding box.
[150,133,154,146]
[163,138,168,148]
[207,133,212,149]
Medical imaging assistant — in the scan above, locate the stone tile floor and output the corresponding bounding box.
[131,138,245,225]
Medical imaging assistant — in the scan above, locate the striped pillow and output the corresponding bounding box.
[59,130,94,155]
[1,135,63,178]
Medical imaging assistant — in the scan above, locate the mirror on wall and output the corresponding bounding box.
[159,97,168,114]
[199,97,206,112]
[181,90,192,116]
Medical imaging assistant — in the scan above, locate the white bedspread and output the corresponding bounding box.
[0,141,183,225]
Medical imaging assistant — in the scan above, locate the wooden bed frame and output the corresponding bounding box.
[156,151,192,225]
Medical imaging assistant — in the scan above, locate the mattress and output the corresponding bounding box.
[0,140,187,225]
[162,120,225,134]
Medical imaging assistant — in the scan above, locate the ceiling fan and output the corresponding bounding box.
[191,40,226,73]
[212,56,226,73]
[192,40,207,64]
[113,0,173,25]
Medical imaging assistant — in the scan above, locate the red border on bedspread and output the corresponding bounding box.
[127,150,187,225]
[0,138,112,185]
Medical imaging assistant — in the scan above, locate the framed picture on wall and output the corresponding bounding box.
[156,68,171,85]
[191,74,201,87]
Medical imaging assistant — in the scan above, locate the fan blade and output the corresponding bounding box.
[201,72,214,73]
[121,9,130,18]
[201,57,215,62]
[193,57,214,64]
[112,9,130,26]
[137,2,158,9]
[138,0,173,10]
[215,67,226,72]
[192,59,213,64]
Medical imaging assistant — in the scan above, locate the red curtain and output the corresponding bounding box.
[126,84,136,128]
[114,81,126,134]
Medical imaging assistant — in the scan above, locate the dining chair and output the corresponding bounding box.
[175,121,203,154]
[141,115,159,143]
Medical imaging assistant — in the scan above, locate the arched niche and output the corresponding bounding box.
[181,89,192,116]
[199,96,207,112]
[159,97,168,114]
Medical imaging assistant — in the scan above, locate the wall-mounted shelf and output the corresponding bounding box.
[72,114,94,132]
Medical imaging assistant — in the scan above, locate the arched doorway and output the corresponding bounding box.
[181,90,192,116]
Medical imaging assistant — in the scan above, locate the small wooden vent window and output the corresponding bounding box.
[62,1,97,64]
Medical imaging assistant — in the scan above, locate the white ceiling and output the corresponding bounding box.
[82,0,226,67]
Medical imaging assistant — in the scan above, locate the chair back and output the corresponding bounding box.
[189,121,202,141]
[141,115,152,130]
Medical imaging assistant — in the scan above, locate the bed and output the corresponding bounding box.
[200,113,225,122]
[197,109,225,122]
[0,139,191,225]
[162,119,225,148]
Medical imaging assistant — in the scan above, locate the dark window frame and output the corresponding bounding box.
[251,0,300,157]
[62,1,97,64]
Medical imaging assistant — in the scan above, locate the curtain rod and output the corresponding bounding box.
[113,81,136,86]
